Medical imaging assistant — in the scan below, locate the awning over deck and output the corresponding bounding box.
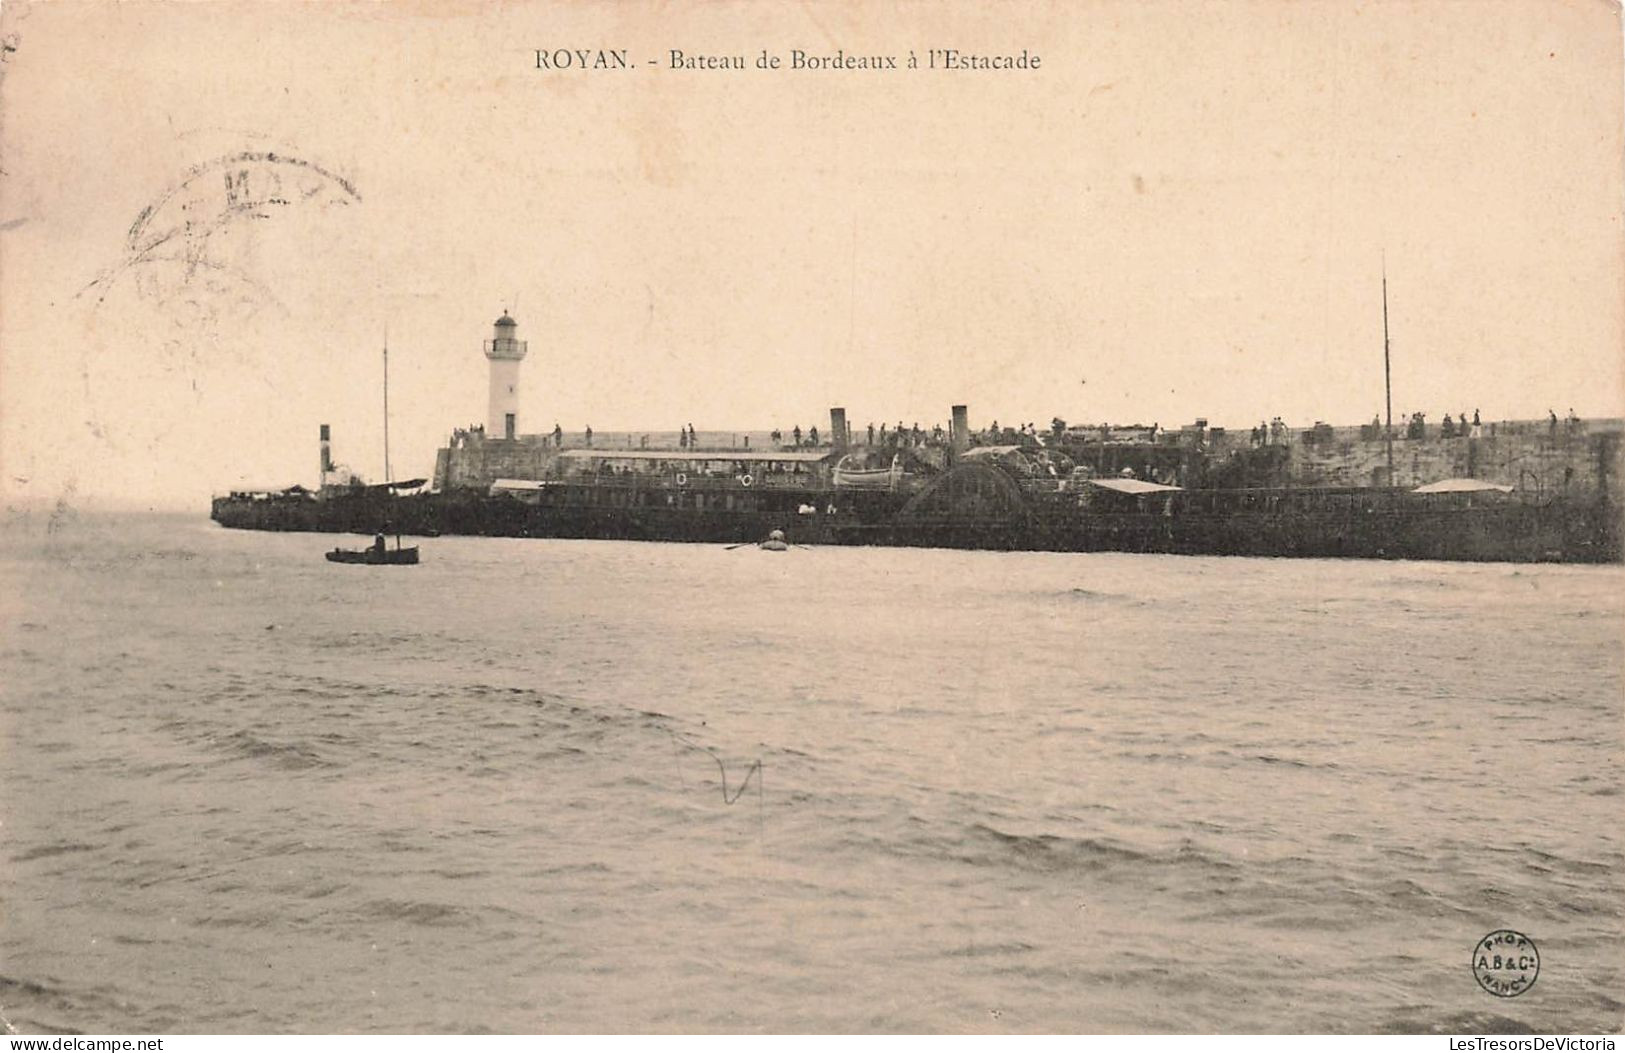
[227,485,313,497]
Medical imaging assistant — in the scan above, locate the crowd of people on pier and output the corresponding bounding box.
[766,421,946,449]
[1395,410,1485,440]
[1250,418,1290,446]
[767,419,1076,451]
[1550,409,1586,436]
[453,406,1594,461]
[1381,408,1587,441]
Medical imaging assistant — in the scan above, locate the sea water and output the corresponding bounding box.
[1,513,1619,1033]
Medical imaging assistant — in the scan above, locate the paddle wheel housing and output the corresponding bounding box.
[898,462,1031,524]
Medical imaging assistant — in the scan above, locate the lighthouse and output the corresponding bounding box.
[484,312,528,440]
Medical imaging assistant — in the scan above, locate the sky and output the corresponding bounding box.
[2,0,1622,509]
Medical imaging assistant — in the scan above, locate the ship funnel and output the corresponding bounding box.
[830,407,848,450]
[951,405,969,453]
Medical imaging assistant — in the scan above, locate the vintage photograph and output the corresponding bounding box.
[1,0,1621,1036]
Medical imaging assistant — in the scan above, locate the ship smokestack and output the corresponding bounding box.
[951,405,969,453]
[830,407,848,450]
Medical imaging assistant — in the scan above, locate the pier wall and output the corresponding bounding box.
[1277,428,1621,494]
[435,440,554,490]
[431,420,1622,497]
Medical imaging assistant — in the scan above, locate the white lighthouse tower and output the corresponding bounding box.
[484,311,528,440]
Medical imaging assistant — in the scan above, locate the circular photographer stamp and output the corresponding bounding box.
[1473,929,1540,997]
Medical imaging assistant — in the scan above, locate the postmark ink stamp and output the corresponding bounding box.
[82,149,359,312]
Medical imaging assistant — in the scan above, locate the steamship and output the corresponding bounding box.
[210,313,1624,564]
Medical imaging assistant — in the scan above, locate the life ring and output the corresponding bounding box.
[739,474,754,487]
[676,472,688,486]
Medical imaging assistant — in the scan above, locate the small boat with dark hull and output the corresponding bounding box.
[326,538,419,565]
[320,334,423,567]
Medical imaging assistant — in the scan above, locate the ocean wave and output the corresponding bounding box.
[357,898,478,927]
[959,822,1242,880]
[9,841,99,864]
[943,941,1037,958]
[1060,587,1142,604]
[1373,1009,1542,1035]
[212,729,330,770]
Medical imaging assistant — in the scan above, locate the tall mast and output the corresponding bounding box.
[1382,258,1394,484]
[383,325,392,484]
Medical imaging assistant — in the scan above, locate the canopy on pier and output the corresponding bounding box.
[1412,478,1514,494]
[356,478,427,492]
[1085,477,1183,495]
[557,449,832,463]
